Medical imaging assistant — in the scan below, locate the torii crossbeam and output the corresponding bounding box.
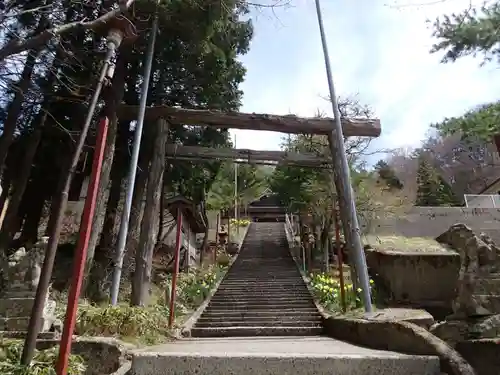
[118,105,381,137]
[166,144,332,168]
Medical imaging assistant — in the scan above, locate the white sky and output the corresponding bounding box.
[230,0,500,161]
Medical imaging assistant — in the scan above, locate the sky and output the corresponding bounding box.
[230,0,500,162]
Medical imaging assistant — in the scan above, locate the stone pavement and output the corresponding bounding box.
[130,336,441,375]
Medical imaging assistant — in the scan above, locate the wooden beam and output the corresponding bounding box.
[118,105,381,137]
[165,145,332,168]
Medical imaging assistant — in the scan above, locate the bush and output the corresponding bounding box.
[0,340,86,375]
[230,218,250,227]
[174,265,226,309]
[307,272,376,311]
[75,304,169,345]
[216,252,231,267]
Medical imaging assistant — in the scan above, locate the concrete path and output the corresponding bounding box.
[130,336,441,375]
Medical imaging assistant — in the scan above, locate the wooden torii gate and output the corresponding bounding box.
[118,106,380,266]
[117,104,381,322]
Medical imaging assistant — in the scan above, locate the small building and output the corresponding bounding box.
[223,189,286,222]
[160,195,208,268]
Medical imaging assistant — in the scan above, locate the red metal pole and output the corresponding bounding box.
[334,202,347,313]
[56,117,109,375]
[168,209,183,328]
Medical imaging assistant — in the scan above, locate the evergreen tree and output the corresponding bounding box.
[374,159,403,190]
[415,156,462,207]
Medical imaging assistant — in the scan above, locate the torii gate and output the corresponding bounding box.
[113,106,381,304]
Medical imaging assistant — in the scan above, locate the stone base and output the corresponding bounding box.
[363,308,435,329]
[430,313,500,347]
[0,297,57,332]
[0,297,37,317]
[0,330,58,340]
[0,316,54,331]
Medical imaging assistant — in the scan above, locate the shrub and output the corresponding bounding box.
[0,340,86,375]
[216,252,231,267]
[307,272,376,311]
[175,265,225,309]
[75,303,169,345]
[229,218,251,227]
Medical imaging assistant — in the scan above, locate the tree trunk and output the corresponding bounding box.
[18,173,48,246]
[0,111,46,253]
[131,119,168,306]
[86,162,123,301]
[45,157,70,237]
[84,49,129,276]
[0,42,42,171]
[123,124,154,270]
[0,173,11,228]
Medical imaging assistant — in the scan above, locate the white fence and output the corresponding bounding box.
[464,194,500,208]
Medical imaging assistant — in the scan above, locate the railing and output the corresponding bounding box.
[464,194,500,208]
[285,212,306,272]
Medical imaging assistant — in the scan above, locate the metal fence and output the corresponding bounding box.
[464,194,500,208]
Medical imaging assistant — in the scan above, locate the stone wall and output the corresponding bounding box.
[368,207,500,243]
[365,249,460,316]
[456,339,500,375]
[36,337,132,375]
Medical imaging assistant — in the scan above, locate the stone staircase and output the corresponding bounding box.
[130,222,442,375]
[191,222,323,337]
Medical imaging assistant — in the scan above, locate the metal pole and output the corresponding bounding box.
[21,43,117,366]
[334,204,347,313]
[56,116,109,375]
[313,0,372,312]
[234,134,239,235]
[168,209,182,328]
[110,12,159,305]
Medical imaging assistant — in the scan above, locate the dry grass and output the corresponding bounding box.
[363,235,454,253]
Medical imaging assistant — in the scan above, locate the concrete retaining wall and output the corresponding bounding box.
[322,316,476,375]
[36,337,133,375]
[368,207,500,243]
[365,249,460,313]
[456,339,500,375]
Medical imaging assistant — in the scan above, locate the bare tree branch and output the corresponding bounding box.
[0,1,135,62]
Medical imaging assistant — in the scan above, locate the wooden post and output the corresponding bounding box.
[168,209,182,328]
[215,212,220,246]
[334,205,347,312]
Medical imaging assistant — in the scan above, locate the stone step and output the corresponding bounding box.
[219,280,306,291]
[212,294,311,299]
[209,297,314,304]
[131,351,440,375]
[190,326,324,338]
[200,309,321,318]
[207,301,315,309]
[195,320,322,328]
[210,295,312,302]
[196,315,322,323]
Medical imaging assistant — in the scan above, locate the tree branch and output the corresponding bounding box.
[0,1,135,62]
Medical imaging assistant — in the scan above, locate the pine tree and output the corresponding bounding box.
[374,159,403,190]
[415,157,462,207]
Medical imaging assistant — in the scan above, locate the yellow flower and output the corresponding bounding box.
[369,279,374,284]
[357,288,362,293]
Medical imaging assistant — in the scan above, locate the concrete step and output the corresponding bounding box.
[209,297,313,304]
[131,352,440,375]
[190,326,324,338]
[196,315,322,323]
[200,309,321,318]
[206,303,315,311]
[195,320,322,328]
[218,283,306,289]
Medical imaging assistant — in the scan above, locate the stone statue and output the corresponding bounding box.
[431,224,500,347]
[1,237,48,296]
